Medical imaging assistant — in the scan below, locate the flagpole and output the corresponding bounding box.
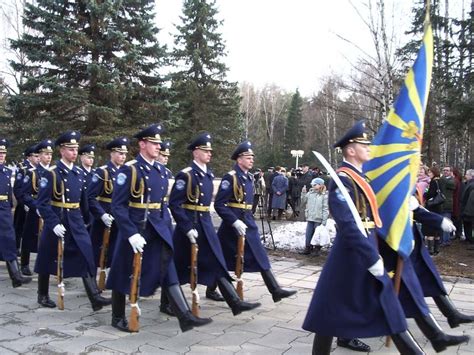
[385,256,404,347]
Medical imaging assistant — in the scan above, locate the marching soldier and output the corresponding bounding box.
[34,131,111,310]
[169,132,261,316]
[107,124,211,332]
[19,139,54,276]
[78,144,96,229]
[214,141,297,302]
[13,145,39,254]
[87,137,129,270]
[0,138,32,287]
[303,121,424,354]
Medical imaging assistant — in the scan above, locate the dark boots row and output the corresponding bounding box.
[37,273,111,311]
[113,285,212,333]
[6,258,32,288]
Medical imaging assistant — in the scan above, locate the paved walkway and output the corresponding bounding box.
[0,256,472,354]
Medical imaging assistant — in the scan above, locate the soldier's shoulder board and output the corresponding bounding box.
[99,165,107,170]
[228,170,236,176]
[337,172,348,178]
[181,167,192,173]
[48,165,57,172]
[28,167,36,172]
[125,160,137,166]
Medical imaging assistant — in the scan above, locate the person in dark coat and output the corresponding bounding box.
[13,145,38,254]
[423,166,443,254]
[271,168,288,220]
[34,131,111,310]
[87,137,129,272]
[0,138,32,288]
[107,124,211,333]
[411,198,474,328]
[214,141,296,303]
[303,120,424,355]
[169,133,261,317]
[19,139,54,276]
[461,169,474,246]
[78,144,96,229]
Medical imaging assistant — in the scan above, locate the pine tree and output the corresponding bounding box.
[283,89,304,167]
[7,0,170,157]
[170,0,241,174]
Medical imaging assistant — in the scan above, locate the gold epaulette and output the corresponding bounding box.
[125,160,137,166]
[228,170,236,176]
[181,167,192,173]
[48,165,57,172]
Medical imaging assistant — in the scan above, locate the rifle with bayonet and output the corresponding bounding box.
[57,189,66,310]
[189,182,200,316]
[128,195,148,332]
[98,226,111,291]
[235,229,245,300]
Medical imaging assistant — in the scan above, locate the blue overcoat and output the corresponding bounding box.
[271,174,288,209]
[87,161,119,267]
[13,160,32,244]
[214,164,271,272]
[20,164,49,253]
[302,162,407,338]
[106,155,178,297]
[411,207,446,297]
[169,162,232,286]
[0,164,17,261]
[159,164,174,235]
[79,166,94,228]
[34,160,96,278]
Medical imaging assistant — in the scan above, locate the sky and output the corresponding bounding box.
[155,0,413,97]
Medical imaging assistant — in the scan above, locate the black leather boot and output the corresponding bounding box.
[166,284,212,332]
[217,277,261,316]
[261,269,297,302]
[6,259,32,287]
[37,273,56,308]
[433,295,474,328]
[336,338,370,352]
[20,248,32,276]
[206,282,224,301]
[415,313,469,352]
[82,274,112,311]
[160,287,175,316]
[111,291,130,332]
[426,237,435,255]
[433,237,441,255]
[312,334,333,355]
[391,330,425,355]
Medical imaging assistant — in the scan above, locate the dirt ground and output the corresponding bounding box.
[269,238,474,280]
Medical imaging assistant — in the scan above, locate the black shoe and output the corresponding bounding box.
[82,274,112,311]
[231,300,261,316]
[21,265,33,276]
[179,311,213,332]
[336,338,371,352]
[431,333,469,352]
[37,295,56,308]
[433,295,474,328]
[111,316,131,332]
[299,246,312,255]
[160,303,175,317]
[261,269,297,302]
[206,289,225,302]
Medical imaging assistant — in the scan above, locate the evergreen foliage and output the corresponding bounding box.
[283,89,304,166]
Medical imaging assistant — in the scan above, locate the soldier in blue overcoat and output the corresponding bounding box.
[87,137,129,270]
[106,124,211,333]
[379,198,469,352]
[271,169,288,220]
[411,198,474,328]
[214,141,296,303]
[34,131,111,310]
[13,145,38,254]
[19,139,53,276]
[169,133,261,316]
[78,144,96,229]
[0,138,32,288]
[303,121,424,355]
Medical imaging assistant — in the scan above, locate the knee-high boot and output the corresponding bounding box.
[111,291,129,332]
[433,237,441,255]
[433,295,474,328]
[166,284,212,332]
[414,313,469,352]
[82,274,112,311]
[391,330,425,355]
[206,281,224,301]
[20,248,32,276]
[217,277,261,315]
[37,273,56,308]
[312,334,333,355]
[160,287,175,316]
[6,258,32,288]
[426,237,435,255]
[261,269,297,302]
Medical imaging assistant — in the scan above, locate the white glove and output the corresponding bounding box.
[186,229,198,244]
[24,205,30,212]
[441,218,456,233]
[368,258,384,277]
[128,233,147,253]
[232,220,247,236]
[53,224,66,239]
[101,213,114,228]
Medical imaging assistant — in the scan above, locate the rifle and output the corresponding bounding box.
[98,226,111,291]
[57,192,65,310]
[189,183,200,316]
[235,233,245,300]
[128,195,148,332]
[37,216,44,249]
